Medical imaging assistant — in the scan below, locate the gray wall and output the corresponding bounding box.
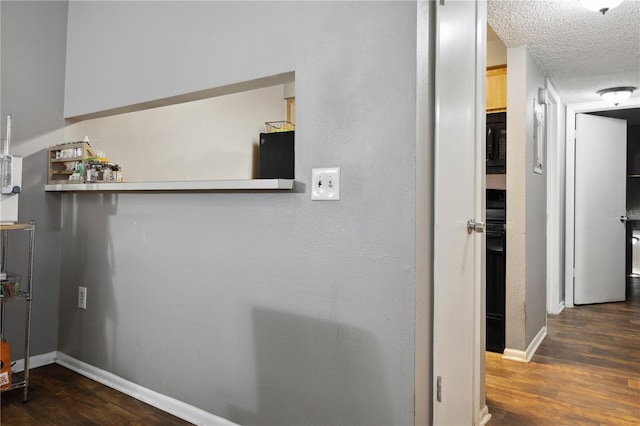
[60,2,417,425]
[505,46,547,351]
[523,51,547,346]
[0,1,67,359]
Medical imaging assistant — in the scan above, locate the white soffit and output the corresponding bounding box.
[488,0,640,104]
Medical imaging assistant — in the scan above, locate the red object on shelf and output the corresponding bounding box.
[0,340,11,391]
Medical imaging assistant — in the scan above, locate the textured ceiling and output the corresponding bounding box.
[488,0,640,105]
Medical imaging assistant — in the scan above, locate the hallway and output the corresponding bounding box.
[486,278,640,425]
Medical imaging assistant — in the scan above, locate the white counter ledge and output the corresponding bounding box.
[44,179,295,192]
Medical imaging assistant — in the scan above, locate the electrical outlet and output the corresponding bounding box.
[311,167,340,200]
[78,286,87,310]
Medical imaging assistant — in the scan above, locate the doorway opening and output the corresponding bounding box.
[566,106,640,307]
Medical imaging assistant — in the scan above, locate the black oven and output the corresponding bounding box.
[486,189,506,352]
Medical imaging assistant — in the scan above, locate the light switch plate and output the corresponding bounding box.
[78,286,87,310]
[312,167,340,200]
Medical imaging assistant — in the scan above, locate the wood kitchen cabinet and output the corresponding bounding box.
[486,65,507,113]
[286,98,295,125]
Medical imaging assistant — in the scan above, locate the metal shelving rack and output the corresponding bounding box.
[0,220,35,402]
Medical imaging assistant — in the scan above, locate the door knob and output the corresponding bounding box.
[467,219,485,234]
[621,216,629,223]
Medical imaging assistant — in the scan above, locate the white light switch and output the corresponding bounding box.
[312,167,340,200]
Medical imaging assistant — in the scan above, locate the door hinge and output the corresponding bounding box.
[437,376,442,402]
[439,0,445,5]
[573,268,576,278]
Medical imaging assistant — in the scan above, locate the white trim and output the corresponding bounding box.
[44,179,294,192]
[501,348,528,363]
[545,78,566,315]
[502,326,547,363]
[565,109,576,308]
[564,97,640,307]
[10,351,57,372]
[478,405,491,426]
[55,352,239,426]
[414,1,434,425]
[474,4,488,426]
[525,325,547,361]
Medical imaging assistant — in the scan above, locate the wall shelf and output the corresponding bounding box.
[44,179,295,192]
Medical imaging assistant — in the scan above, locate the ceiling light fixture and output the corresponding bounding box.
[597,86,636,106]
[579,0,625,14]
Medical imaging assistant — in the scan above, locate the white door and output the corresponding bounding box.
[574,114,627,304]
[433,1,486,424]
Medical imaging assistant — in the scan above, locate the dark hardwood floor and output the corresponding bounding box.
[1,363,191,425]
[487,277,640,425]
[3,280,640,425]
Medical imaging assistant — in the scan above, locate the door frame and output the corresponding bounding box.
[414,1,434,425]
[545,78,566,315]
[564,98,640,307]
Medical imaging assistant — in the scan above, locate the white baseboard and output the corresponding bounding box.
[547,301,565,315]
[55,352,239,426]
[10,350,57,372]
[502,348,527,362]
[478,405,491,426]
[502,326,547,363]
[526,325,547,360]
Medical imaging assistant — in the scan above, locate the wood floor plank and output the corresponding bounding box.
[487,278,640,425]
[1,363,191,425]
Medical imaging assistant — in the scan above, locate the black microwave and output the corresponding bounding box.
[486,112,506,174]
